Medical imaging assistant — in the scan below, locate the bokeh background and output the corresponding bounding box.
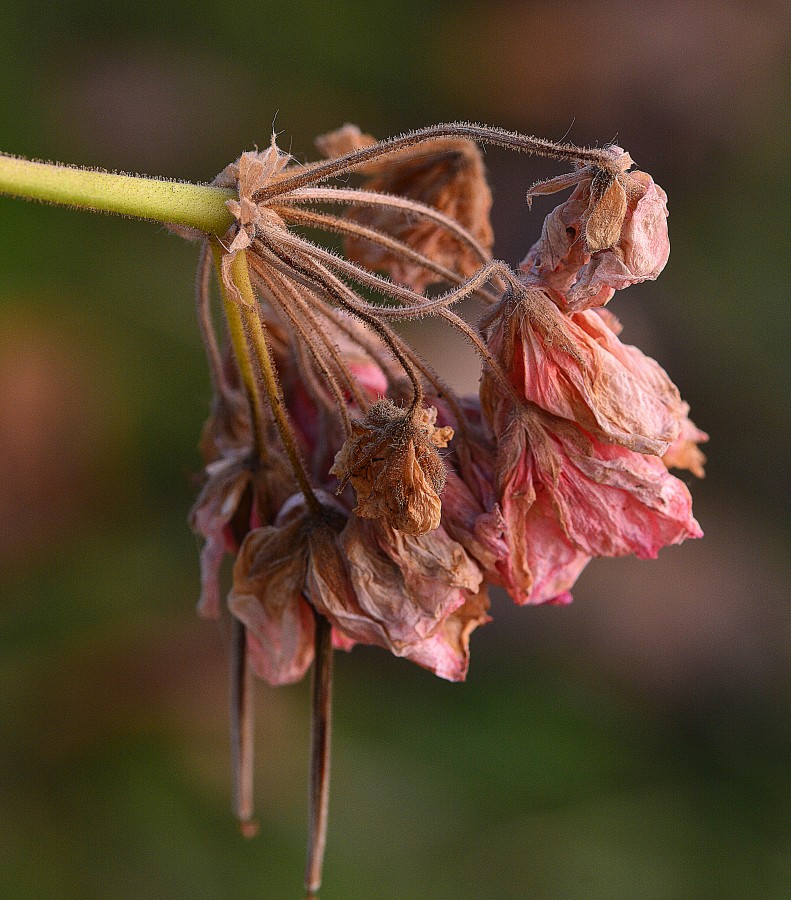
[1,1,789,897]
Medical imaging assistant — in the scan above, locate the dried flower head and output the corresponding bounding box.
[331,399,454,535]
[523,163,670,311]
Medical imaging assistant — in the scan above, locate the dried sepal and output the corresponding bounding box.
[526,145,634,255]
[331,399,453,535]
[585,169,628,252]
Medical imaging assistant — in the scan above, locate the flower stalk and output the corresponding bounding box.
[0,153,235,233]
[305,613,333,897]
[230,617,258,838]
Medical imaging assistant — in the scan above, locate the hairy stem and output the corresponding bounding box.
[230,617,258,838]
[226,250,321,513]
[304,614,333,897]
[255,122,615,201]
[0,153,235,233]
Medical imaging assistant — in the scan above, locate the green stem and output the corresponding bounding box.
[0,153,235,233]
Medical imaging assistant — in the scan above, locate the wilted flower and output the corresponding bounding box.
[331,399,454,535]
[523,155,670,311]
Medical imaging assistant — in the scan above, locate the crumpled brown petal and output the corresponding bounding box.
[316,124,494,292]
[330,400,453,535]
[311,516,484,681]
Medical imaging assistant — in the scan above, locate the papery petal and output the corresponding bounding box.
[491,417,590,604]
[488,291,682,455]
[331,401,450,536]
[400,589,491,682]
[326,517,481,653]
[189,454,251,619]
[530,414,703,559]
[662,405,708,478]
[521,171,670,312]
[228,519,314,686]
[440,468,511,582]
[315,123,377,160]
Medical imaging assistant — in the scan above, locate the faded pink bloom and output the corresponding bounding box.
[489,412,591,602]
[433,396,582,606]
[324,516,485,680]
[481,290,701,574]
[523,168,670,312]
[228,488,487,684]
[525,409,702,559]
[485,288,682,455]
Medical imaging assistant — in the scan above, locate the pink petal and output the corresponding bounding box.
[488,291,682,455]
[530,413,703,559]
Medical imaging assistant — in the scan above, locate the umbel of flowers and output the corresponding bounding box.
[186,123,706,892]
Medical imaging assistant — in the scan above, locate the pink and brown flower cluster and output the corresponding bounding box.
[190,125,706,687]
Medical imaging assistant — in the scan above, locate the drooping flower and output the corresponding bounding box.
[484,287,683,455]
[523,163,671,311]
[183,122,706,892]
[228,490,486,684]
[328,516,486,681]
[331,399,454,535]
[481,288,702,567]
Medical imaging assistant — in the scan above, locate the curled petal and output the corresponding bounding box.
[189,452,252,619]
[662,405,708,478]
[401,589,491,682]
[568,173,670,309]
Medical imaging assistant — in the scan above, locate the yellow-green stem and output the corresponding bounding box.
[212,244,269,463]
[226,250,320,514]
[0,153,235,233]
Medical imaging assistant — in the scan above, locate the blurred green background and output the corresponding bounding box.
[1,1,789,897]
